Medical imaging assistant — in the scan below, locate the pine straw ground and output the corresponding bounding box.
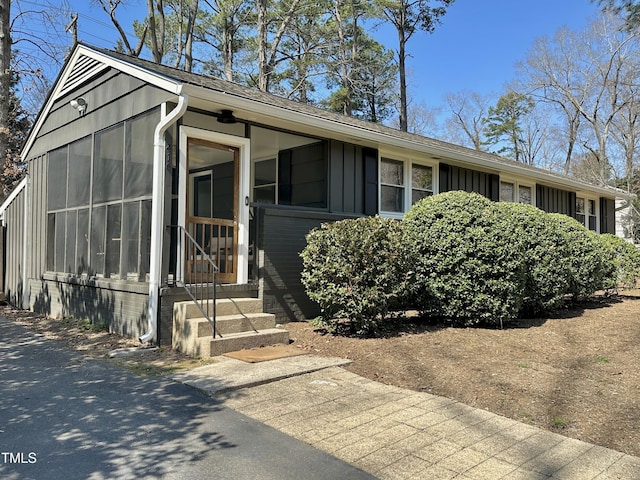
[4,291,640,457]
[285,290,640,457]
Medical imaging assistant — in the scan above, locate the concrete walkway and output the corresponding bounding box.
[172,356,640,480]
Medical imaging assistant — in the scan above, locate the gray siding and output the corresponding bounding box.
[29,69,172,157]
[29,277,148,338]
[258,206,359,323]
[21,68,172,339]
[28,155,47,278]
[329,140,366,214]
[329,140,365,214]
[3,187,26,307]
[440,163,500,201]
[536,184,576,217]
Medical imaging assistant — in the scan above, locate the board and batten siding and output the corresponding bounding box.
[28,68,173,158]
[439,163,500,201]
[3,186,26,307]
[258,207,359,323]
[20,69,169,337]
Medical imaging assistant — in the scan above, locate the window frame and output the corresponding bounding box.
[251,156,278,205]
[378,153,437,218]
[499,177,535,205]
[45,109,158,281]
[576,195,599,232]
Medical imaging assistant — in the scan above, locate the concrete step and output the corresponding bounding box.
[196,328,290,358]
[175,297,263,320]
[193,313,277,337]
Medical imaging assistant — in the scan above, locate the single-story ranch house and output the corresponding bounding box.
[0,43,627,354]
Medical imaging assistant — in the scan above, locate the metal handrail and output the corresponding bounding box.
[170,225,218,338]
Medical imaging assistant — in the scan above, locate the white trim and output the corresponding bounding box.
[498,175,536,206]
[378,152,437,218]
[179,126,251,285]
[141,95,188,344]
[21,45,183,162]
[0,176,28,224]
[180,82,623,200]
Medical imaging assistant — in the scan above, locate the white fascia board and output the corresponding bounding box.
[0,176,28,218]
[70,45,183,95]
[21,45,183,160]
[182,83,624,199]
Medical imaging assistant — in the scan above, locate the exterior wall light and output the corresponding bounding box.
[70,97,87,115]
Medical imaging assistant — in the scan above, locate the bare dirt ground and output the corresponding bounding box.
[4,291,640,457]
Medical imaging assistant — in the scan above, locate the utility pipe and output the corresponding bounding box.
[140,93,188,343]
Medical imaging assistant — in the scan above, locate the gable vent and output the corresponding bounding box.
[57,54,109,98]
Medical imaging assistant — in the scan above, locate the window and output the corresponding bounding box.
[381,158,404,213]
[576,197,597,231]
[588,199,597,231]
[500,181,533,205]
[500,182,515,202]
[411,164,433,204]
[576,197,586,225]
[46,109,158,280]
[253,158,276,204]
[519,185,532,205]
[380,157,434,214]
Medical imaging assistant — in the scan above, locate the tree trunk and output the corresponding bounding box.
[184,0,199,72]
[256,0,268,91]
[0,0,11,172]
[398,31,408,132]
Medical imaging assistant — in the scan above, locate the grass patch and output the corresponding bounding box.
[595,355,610,364]
[552,417,569,429]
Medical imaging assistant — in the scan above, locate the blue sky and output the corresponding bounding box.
[67,0,603,111]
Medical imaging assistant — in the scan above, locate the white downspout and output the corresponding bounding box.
[140,93,188,343]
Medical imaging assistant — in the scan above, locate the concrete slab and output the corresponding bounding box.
[170,354,351,395]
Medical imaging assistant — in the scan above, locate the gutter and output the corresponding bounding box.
[140,93,188,343]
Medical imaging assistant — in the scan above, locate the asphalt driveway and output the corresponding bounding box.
[0,316,374,480]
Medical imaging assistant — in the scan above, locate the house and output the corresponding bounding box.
[0,43,625,353]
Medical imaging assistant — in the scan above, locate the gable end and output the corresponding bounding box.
[57,54,109,98]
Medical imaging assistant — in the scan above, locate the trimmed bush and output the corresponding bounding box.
[403,191,526,327]
[546,213,608,298]
[300,216,406,334]
[599,234,640,290]
[494,202,571,316]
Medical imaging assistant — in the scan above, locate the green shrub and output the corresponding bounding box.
[495,203,572,316]
[546,214,608,298]
[403,191,526,327]
[599,234,640,289]
[300,216,406,334]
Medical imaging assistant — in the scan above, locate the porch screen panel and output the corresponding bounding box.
[48,147,67,210]
[76,208,89,274]
[67,137,91,208]
[65,211,77,273]
[93,124,124,203]
[106,204,122,277]
[45,108,157,280]
[90,206,106,276]
[54,212,66,273]
[46,214,55,271]
[278,142,327,208]
[125,110,156,198]
[140,200,152,280]
[122,202,140,277]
